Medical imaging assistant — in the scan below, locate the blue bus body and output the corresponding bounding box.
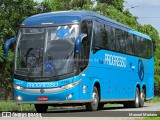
[10,11,154,111]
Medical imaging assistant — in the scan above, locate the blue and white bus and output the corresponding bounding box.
[5,11,154,112]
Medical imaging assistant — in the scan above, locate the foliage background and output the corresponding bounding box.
[0,0,160,100]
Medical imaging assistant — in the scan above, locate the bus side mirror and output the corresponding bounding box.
[75,33,87,53]
[4,38,17,57]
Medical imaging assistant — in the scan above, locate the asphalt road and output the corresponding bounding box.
[44,103,160,117]
[1,103,160,120]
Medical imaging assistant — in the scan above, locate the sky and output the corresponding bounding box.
[124,0,160,35]
[35,0,43,2]
[35,0,160,34]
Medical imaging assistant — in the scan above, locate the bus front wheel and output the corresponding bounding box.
[85,86,99,111]
[35,104,48,113]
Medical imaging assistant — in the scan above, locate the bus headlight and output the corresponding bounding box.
[14,84,24,91]
[61,79,82,90]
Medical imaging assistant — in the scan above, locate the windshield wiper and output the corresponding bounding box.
[27,56,42,80]
[47,56,59,80]
[25,48,33,66]
[26,48,43,80]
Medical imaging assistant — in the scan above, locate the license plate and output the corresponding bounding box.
[37,96,48,101]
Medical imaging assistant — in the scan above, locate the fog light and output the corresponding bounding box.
[17,96,22,101]
[66,94,73,100]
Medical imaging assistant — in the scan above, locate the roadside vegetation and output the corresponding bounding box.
[142,117,160,120]
[0,101,62,112]
[137,114,160,120]
[146,96,160,103]
[0,101,35,112]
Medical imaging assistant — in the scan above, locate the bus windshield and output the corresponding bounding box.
[15,25,79,81]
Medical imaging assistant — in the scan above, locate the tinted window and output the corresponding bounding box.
[115,29,123,52]
[94,21,107,49]
[93,21,152,59]
[146,40,153,58]
[132,36,152,58]
[106,26,115,51]
[80,20,93,70]
[126,34,134,55]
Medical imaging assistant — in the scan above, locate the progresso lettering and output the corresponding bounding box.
[105,54,127,68]
[27,83,58,88]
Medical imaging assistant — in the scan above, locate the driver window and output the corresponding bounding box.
[80,20,93,71]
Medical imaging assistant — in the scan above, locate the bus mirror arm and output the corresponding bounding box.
[75,33,87,53]
[4,38,17,57]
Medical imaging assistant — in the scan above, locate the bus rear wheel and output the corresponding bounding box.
[131,87,140,108]
[85,86,99,111]
[35,104,48,113]
[139,88,145,107]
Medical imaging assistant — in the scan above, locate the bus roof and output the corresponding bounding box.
[129,30,151,40]
[21,10,151,40]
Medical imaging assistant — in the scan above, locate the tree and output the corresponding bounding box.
[96,0,124,12]
[0,0,43,40]
[41,0,94,11]
[0,0,43,100]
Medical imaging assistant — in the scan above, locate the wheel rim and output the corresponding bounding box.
[140,90,145,105]
[141,92,145,101]
[135,90,139,105]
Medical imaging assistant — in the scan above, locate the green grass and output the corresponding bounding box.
[0,101,76,112]
[136,116,160,120]
[104,96,160,107]
[0,101,35,112]
[143,117,160,120]
[104,103,122,107]
[146,96,160,103]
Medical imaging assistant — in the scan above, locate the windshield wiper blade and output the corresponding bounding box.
[47,56,59,80]
[27,56,42,80]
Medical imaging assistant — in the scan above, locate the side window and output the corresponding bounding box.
[115,29,126,52]
[94,20,107,49]
[115,29,121,51]
[92,21,152,59]
[102,25,108,49]
[133,35,138,56]
[135,36,146,58]
[120,31,127,53]
[138,37,143,57]
[106,26,115,51]
[80,20,93,70]
[126,34,134,55]
[146,40,153,59]
[131,35,152,59]
[140,37,146,58]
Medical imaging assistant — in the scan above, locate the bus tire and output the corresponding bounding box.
[131,87,140,108]
[85,86,99,111]
[35,104,48,113]
[98,103,104,110]
[139,88,145,107]
[123,102,129,108]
